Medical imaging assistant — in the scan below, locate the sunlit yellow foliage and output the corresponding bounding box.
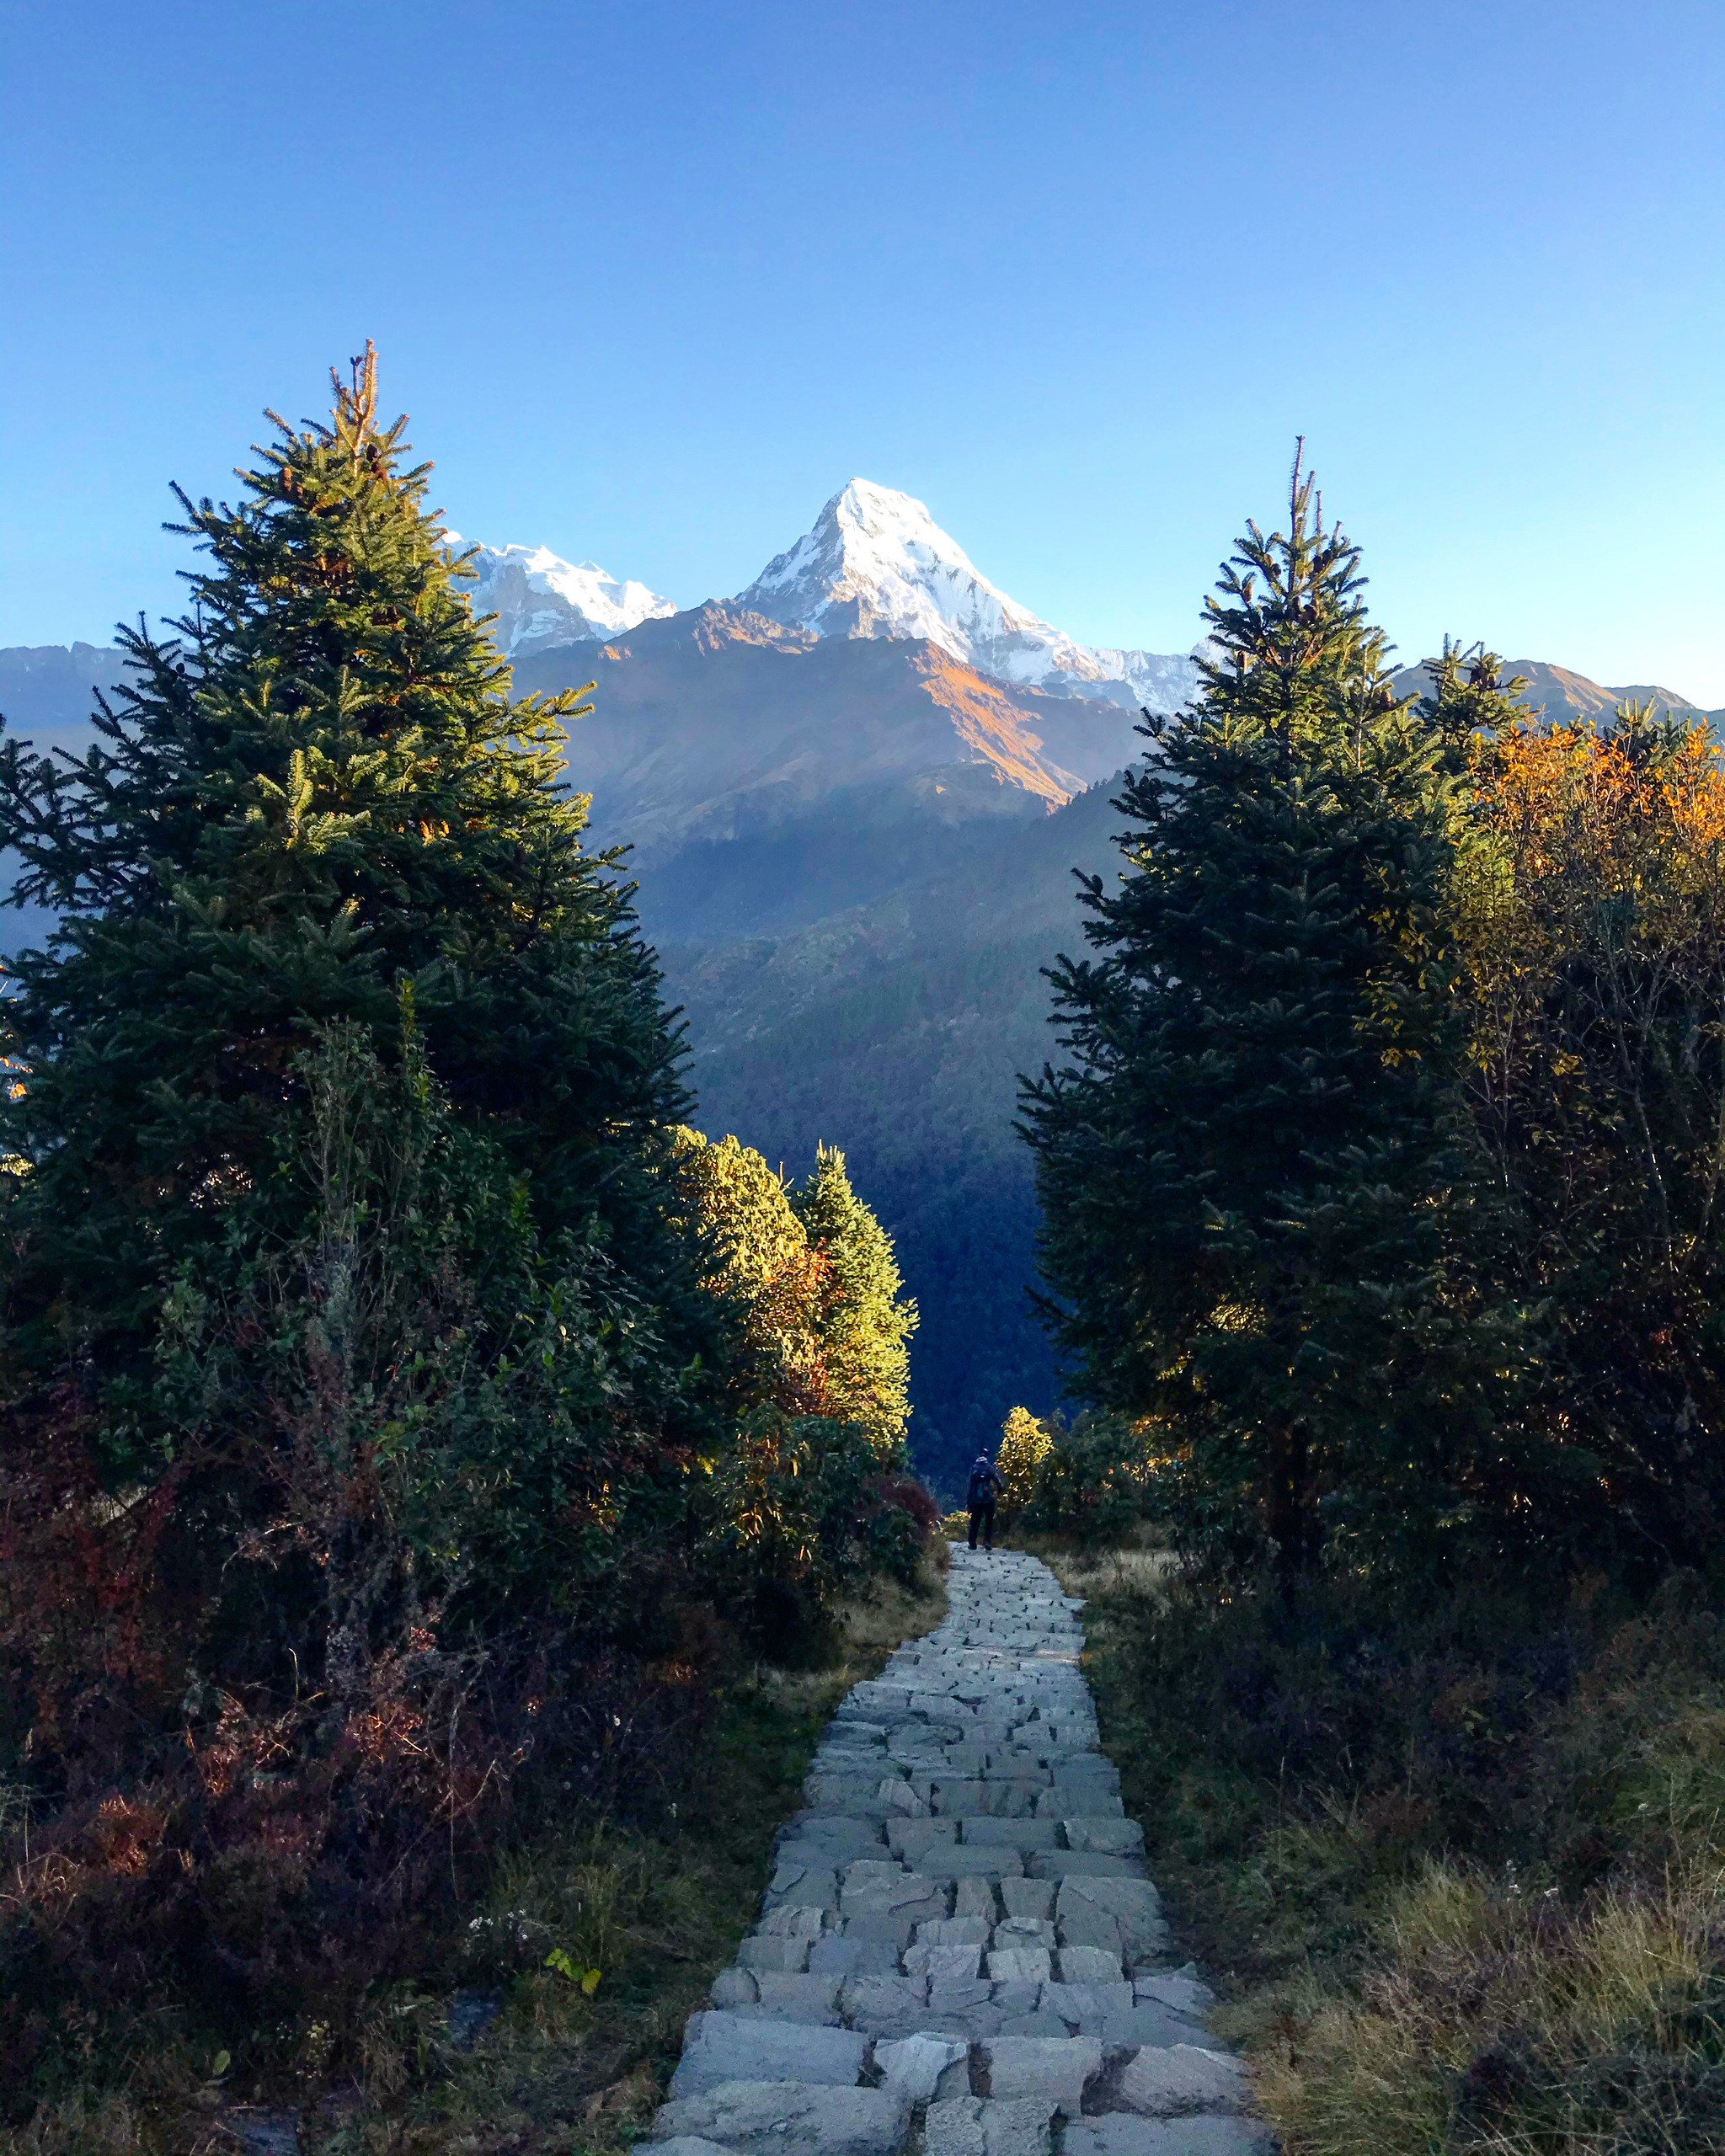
[996,1405,1053,1513]
[670,1128,833,1415]
[1459,707,1725,1283]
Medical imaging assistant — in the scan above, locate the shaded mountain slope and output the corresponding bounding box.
[660,775,1128,1492]
[513,602,1144,936]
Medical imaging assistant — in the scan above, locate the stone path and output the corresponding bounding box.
[647,1546,1274,2156]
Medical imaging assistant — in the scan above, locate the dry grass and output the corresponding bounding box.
[1259,1857,1725,2155]
[1007,1519,1173,1599]
[1066,1560,1725,2156]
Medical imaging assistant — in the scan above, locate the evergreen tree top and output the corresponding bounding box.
[792,1145,918,1456]
[0,350,694,1400]
[3,343,601,955]
[1186,440,1406,760]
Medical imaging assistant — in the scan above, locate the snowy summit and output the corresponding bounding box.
[446,483,1199,712]
[731,478,1200,712]
[446,537,675,659]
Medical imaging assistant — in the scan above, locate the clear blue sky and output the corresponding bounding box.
[3,0,1722,699]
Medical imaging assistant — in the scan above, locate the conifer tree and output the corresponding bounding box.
[1020,451,1506,1578]
[0,349,700,1456]
[793,1145,918,1457]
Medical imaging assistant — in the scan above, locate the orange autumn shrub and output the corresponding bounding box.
[1454,698,1725,1554]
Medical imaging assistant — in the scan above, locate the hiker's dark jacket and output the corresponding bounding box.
[967,1461,1003,1508]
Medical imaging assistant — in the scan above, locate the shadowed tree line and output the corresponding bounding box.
[1016,451,1725,2156]
[0,352,929,2111]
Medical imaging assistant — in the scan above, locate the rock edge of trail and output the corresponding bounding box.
[646,1546,1276,2155]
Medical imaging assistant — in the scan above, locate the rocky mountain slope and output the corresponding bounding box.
[510,602,1151,937]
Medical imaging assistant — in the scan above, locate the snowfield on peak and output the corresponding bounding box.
[444,536,675,659]
[731,478,1203,713]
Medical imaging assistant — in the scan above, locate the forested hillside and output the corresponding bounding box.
[8,619,1712,1500]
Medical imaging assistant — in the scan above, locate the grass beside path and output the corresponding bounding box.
[1019,1530,1725,2156]
[1,1560,948,2156]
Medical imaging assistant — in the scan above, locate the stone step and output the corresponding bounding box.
[644,1546,1272,2154]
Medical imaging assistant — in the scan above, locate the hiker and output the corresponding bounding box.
[966,1450,1003,1551]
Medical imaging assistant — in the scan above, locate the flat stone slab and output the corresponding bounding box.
[809,1934,901,1976]
[669,2013,867,2097]
[1065,1817,1146,1857]
[955,1877,999,1920]
[1040,1980,1133,2024]
[841,1876,948,1922]
[652,2080,911,2155]
[981,2035,1103,2113]
[839,1972,932,2037]
[1038,1786,1124,1818]
[782,1816,885,1859]
[1000,1879,1056,1922]
[738,1934,810,1973]
[843,1911,920,1946]
[754,1902,830,1938]
[994,1915,1056,1950]
[1118,2044,1252,2118]
[765,1861,838,1911]
[874,2031,969,2101]
[930,1779,1048,1817]
[888,1818,957,1859]
[1056,1876,1169,1960]
[1136,1970,1216,2015]
[905,1939,984,1983]
[998,2010,1076,2039]
[711,1967,760,2008]
[926,2094,1057,2155]
[735,1972,845,2024]
[919,1849,1027,1881]
[1030,1850,1146,1881]
[916,1914,993,1948]
[1097,2004,1217,2047]
[957,1817,1060,1849]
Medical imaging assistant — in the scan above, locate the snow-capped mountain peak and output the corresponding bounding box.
[732,479,1199,712]
[445,535,675,659]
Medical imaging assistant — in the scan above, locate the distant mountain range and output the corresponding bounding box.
[451,480,1207,712]
[3,484,1720,1491]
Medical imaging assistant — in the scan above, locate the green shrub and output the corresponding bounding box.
[693,1409,933,1652]
[1023,1412,1148,1545]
